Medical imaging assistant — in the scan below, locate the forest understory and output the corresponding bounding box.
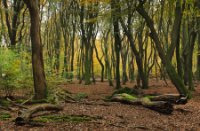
[0,79,200,131]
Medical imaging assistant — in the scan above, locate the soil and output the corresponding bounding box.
[0,79,200,131]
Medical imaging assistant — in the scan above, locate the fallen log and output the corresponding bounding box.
[149,94,187,104]
[110,93,173,114]
[15,104,63,126]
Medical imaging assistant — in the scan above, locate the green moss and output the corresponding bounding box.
[15,99,25,104]
[120,93,137,101]
[105,91,138,101]
[74,93,88,101]
[112,87,143,97]
[0,112,11,120]
[141,97,151,103]
[36,115,92,123]
[0,99,11,107]
[144,95,155,99]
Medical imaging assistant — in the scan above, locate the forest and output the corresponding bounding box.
[0,0,200,130]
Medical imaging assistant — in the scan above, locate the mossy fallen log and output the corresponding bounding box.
[15,104,63,126]
[149,94,187,104]
[110,93,174,114]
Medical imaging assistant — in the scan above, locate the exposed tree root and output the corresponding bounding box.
[6,98,28,109]
[15,104,63,126]
[0,105,13,111]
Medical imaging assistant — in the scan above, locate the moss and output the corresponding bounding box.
[36,115,92,123]
[112,87,137,96]
[0,112,11,120]
[15,99,25,104]
[105,90,139,101]
[120,93,137,100]
[141,97,151,104]
[74,93,88,101]
[144,95,155,99]
[0,99,11,107]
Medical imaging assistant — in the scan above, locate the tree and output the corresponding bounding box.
[2,0,24,46]
[195,0,200,80]
[136,1,190,96]
[23,0,47,100]
[119,1,148,88]
[111,0,122,89]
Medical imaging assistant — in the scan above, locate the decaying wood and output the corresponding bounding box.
[15,104,63,126]
[110,93,183,114]
[6,98,28,109]
[149,94,187,104]
[0,105,13,111]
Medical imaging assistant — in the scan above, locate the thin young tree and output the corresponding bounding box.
[23,0,47,100]
[111,0,122,89]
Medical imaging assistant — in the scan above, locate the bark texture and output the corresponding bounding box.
[23,0,47,100]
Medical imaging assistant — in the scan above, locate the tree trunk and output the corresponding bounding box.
[111,93,174,114]
[182,16,197,90]
[110,93,187,114]
[120,19,148,88]
[91,46,96,84]
[94,43,104,82]
[188,32,196,90]
[24,0,47,100]
[102,32,113,86]
[70,23,75,79]
[167,0,184,60]
[198,28,200,80]
[121,43,129,85]
[2,0,24,46]
[195,0,200,80]
[136,2,190,97]
[54,13,61,76]
[111,0,121,89]
[128,52,135,82]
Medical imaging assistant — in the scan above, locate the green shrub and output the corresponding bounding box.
[0,48,33,97]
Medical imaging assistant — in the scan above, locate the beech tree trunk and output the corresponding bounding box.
[195,0,200,80]
[111,0,121,89]
[102,31,113,86]
[168,0,184,60]
[2,0,24,46]
[198,25,200,80]
[94,43,104,82]
[120,18,148,88]
[136,2,190,97]
[23,0,47,100]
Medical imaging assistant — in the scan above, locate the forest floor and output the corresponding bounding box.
[0,79,200,131]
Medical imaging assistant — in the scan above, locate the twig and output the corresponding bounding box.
[21,96,33,105]
[6,98,28,109]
